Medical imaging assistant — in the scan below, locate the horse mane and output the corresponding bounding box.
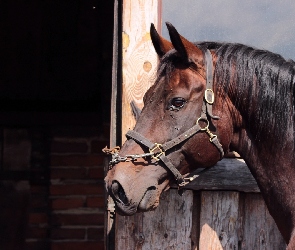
[197,41,295,147]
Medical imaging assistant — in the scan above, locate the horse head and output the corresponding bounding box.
[105,23,234,215]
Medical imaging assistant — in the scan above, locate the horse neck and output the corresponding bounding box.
[235,126,295,242]
[229,100,295,242]
[214,44,295,242]
[227,79,295,170]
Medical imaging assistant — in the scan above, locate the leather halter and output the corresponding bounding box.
[106,49,224,188]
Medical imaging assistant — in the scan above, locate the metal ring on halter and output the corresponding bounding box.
[205,89,214,104]
[196,117,209,131]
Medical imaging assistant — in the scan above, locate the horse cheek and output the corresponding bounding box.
[183,134,221,168]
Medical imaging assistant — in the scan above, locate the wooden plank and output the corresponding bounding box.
[116,0,163,248]
[121,0,160,141]
[115,213,144,250]
[240,193,286,250]
[183,158,260,193]
[110,0,121,148]
[191,192,201,250]
[199,191,240,250]
[198,192,286,250]
[116,189,194,250]
[106,0,120,249]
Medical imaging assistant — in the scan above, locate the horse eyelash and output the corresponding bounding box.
[169,106,182,111]
[168,99,187,111]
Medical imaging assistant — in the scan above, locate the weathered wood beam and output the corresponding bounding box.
[116,190,193,249]
[121,0,160,141]
[179,158,260,193]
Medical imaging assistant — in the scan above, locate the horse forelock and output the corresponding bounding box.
[154,48,205,87]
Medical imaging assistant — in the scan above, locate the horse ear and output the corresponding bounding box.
[150,23,173,57]
[130,101,141,121]
[166,22,203,64]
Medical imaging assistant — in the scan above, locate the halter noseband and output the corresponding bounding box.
[104,49,224,188]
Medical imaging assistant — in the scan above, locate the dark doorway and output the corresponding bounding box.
[0,1,113,249]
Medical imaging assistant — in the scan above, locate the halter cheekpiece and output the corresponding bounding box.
[104,49,224,188]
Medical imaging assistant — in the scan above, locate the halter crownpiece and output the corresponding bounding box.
[104,49,224,188]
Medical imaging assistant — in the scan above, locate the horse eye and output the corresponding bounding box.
[170,97,186,110]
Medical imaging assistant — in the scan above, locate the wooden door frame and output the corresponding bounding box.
[106,1,162,249]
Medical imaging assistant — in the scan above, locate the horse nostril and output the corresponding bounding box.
[111,181,129,205]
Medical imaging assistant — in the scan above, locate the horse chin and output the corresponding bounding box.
[138,187,160,212]
[115,201,138,216]
[138,180,171,212]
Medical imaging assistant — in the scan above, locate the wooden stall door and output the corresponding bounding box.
[110,159,286,249]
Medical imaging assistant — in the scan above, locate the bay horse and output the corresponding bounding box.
[105,22,295,248]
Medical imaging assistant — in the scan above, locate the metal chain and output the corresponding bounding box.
[102,146,155,169]
[102,146,120,155]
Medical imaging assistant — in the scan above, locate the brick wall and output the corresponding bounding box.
[50,126,108,249]
[26,208,49,249]
[25,125,109,250]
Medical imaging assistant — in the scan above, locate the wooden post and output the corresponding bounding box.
[121,0,161,140]
[110,0,164,249]
[105,0,121,249]
[117,0,161,246]
[107,1,163,249]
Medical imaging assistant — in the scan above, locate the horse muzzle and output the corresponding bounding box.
[105,162,169,215]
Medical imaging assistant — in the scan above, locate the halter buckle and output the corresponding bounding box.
[149,143,165,161]
[205,89,214,104]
